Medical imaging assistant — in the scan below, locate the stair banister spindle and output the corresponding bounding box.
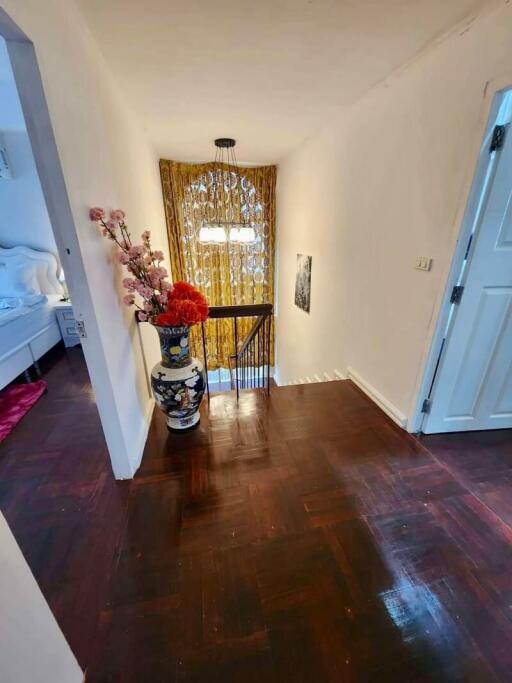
[201,321,210,401]
[234,316,239,400]
[260,324,263,388]
[257,325,260,388]
[267,315,271,394]
[262,313,265,389]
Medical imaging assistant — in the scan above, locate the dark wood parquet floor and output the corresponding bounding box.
[1,347,512,682]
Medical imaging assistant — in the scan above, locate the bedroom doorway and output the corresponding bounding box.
[0,33,90,440]
[0,9,130,478]
[0,35,79,385]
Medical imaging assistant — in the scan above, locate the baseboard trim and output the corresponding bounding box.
[347,366,407,429]
[130,398,155,477]
[274,368,347,386]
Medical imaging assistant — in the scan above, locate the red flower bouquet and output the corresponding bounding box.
[154,281,209,328]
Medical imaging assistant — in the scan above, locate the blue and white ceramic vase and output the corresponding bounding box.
[150,325,206,430]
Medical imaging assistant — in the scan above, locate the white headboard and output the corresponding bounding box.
[0,246,63,295]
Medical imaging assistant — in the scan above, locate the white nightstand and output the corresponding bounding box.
[55,301,81,348]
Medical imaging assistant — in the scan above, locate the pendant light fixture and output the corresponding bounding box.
[199,138,260,244]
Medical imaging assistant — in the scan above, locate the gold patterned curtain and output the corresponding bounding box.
[159,159,276,369]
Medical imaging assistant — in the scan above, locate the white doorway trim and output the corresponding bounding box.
[0,9,134,478]
[409,84,512,433]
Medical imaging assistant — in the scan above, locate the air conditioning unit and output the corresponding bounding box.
[0,133,13,180]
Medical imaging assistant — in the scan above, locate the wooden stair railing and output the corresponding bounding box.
[201,303,273,400]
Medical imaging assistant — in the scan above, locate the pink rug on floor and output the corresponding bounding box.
[0,380,47,443]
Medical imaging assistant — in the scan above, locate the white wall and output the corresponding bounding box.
[276,0,512,424]
[0,38,57,258]
[0,513,83,683]
[1,0,169,477]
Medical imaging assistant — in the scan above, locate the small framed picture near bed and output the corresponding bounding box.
[294,253,312,313]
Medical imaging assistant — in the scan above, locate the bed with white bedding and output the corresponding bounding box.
[0,246,63,389]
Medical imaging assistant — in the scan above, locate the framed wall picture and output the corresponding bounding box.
[294,253,312,313]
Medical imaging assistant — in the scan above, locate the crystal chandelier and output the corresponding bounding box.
[199,138,260,244]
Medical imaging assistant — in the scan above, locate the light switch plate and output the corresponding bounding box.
[415,256,432,272]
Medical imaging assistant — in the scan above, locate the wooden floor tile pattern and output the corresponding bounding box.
[1,346,512,681]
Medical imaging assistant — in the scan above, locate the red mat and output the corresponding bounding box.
[0,380,47,443]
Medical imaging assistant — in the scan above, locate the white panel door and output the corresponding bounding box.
[423,130,512,434]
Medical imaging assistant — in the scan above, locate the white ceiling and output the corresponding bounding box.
[78,0,494,163]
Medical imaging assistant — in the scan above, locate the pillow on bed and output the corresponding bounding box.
[0,260,39,297]
[0,294,47,309]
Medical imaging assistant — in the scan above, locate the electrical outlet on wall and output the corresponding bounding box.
[414,256,432,271]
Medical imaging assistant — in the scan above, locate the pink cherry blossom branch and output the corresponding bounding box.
[90,207,170,317]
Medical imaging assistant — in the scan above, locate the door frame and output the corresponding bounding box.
[0,9,133,477]
[409,83,512,434]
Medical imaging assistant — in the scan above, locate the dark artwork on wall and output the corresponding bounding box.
[294,253,312,313]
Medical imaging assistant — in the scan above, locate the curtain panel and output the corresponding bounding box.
[159,159,276,369]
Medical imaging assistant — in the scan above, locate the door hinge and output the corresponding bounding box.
[450,285,464,304]
[490,124,506,153]
[421,398,432,414]
[76,319,87,338]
